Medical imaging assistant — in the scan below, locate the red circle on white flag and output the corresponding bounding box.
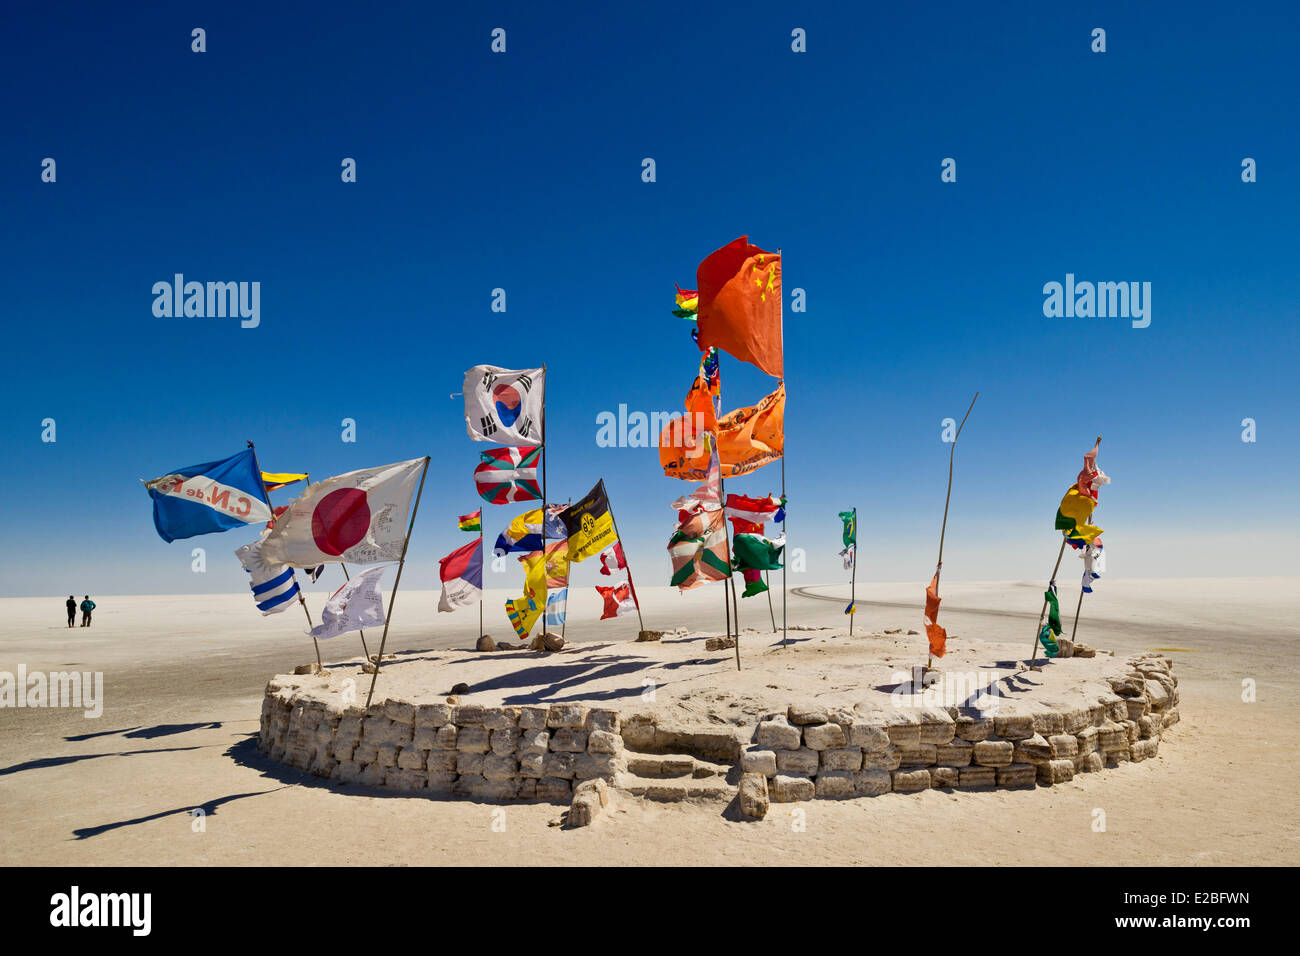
[312,488,370,555]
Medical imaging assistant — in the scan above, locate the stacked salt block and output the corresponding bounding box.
[741,655,1180,802]
[258,690,624,802]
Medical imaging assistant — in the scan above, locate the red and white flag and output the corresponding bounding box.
[596,581,638,620]
[597,541,627,576]
[260,458,424,567]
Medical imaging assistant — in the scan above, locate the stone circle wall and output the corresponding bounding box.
[258,653,1179,803]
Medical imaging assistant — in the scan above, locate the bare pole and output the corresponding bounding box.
[778,246,787,650]
[929,392,978,669]
[364,456,431,708]
[601,480,644,633]
[340,564,370,660]
[765,571,776,632]
[849,507,857,636]
[540,364,548,640]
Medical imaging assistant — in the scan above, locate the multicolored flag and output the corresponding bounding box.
[695,237,783,379]
[740,568,769,598]
[464,366,544,445]
[142,448,273,542]
[259,458,424,567]
[672,286,698,320]
[473,446,542,505]
[458,509,482,532]
[725,494,784,535]
[596,582,638,620]
[839,509,857,569]
[668,507,730,590]
[1055,439,1110,549]
[659,381,785,480]
[731,533,785,573]
[924,571,947,658]
[1080,542,1106,593]
[544,537,570,589]
[561,481,618,563]
[235,535,301,615]
[438,537,483,612]
[597,541,627,576]
[309,565,388,639]
[262,472,308,493]
[505,549,547,639]
[545,588,568,628]
[494,505,566,555]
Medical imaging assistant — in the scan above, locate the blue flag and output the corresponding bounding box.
[142,448,273,542]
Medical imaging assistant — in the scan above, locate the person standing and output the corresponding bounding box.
[80,595,95,627]
[65,595,76,628]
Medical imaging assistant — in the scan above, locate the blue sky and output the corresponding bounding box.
[1,1,1296,599]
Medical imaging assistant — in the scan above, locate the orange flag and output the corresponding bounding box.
[696,237,783,379]
[924,571,947,658]
[659,382,785,480]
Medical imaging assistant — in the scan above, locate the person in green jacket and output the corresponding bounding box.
[80,596,95,627]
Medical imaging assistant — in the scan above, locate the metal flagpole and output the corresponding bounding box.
[928,392,978,670]
[713,351,734,653]
[601,479,645,633]
[1069,437,1102,647]
[540,364,548,641]
[765,571,776,632]
[559,495,572,640]
[364,456,431,708]
[849,507,857,636]
[778,247,787,650]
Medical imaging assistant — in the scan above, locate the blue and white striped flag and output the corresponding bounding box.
[236,537,301,615]
[544,588,567,628]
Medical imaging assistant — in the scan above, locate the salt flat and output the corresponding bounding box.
[0,578,1296,866]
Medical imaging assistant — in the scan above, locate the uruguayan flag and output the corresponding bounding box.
[544,588,568,628]
[142,448,272,542]
[236,537,301,615]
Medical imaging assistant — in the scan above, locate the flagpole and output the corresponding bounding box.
[338,564,371,659]
[849,507,857,636]
[1069,437,1102,648]
[765,571,776,632]
[560,495,571,639]
[713,351,735,658]
[600,479,645,633]
[540,363,548,641]
[778,247,787,651]
[1026,538,1068,672]
[928,392,978,670]
[364,456,431,708]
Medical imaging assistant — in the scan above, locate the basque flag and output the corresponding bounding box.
[142,448,274,543]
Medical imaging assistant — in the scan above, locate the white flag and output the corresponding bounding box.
[261,458,424,567]
[308,565,388,640]
[463,365,544,445]
[235,535,301,615]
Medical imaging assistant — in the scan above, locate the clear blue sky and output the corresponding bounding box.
[1,1,1296,599]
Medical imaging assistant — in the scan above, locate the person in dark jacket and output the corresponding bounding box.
[66,595,76,628]
[80,596,96,627]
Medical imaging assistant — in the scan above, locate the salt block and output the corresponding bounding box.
[936,741,973,767]
[518,753,545,778]
[535,777,572,802]
[958,766,997,789]
[776,748,819,775]
[396,747,427,771]
[955,715,994,742]
[454,704,486,725]
[741,748,778,777]
[1015,734,1052,765]
[456,752,485,776]
[815,771,855,799]
[853,770,893,796]
[585,708,620,734]
[996,763,1037,787]
[573,753,621,781]
[543,752,577,779]
[739,773,770,819]
[546,704,588,729]
[483,754,518,781]
[930,767,959,789]
[1131,738,1158,763]
[897,745,937,767]
[587,730,623,755]
[770,774,815,803]
[426,772,457,794]
[993,714,1035,741]
[1137,715,1159,740]
[385,700,415,723]
[1036,759,1075,785]
[1048,734,1079,758]
[1072,752,1103,774]
[972,740,1014,768]
[456,726,490,754]
[861,750,903,771]
[756,718,802,750]
[434,725,458,750]
[549,728,588,753]
[803,722,846,750]
[428,750,457,774]
[517,706,549,730]
[482,707,520,731]
[848,722,891,752]
[490,728,517,755]
[820,748,863,772]
[891,769,931,793]
[787,703,828,725]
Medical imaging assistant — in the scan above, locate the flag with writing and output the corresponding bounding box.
[142,448,273,542]
[309,565,388,640]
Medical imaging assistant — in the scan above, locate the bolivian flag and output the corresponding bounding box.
[458,509,482,533]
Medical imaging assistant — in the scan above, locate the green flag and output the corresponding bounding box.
[731,533,784,572]
[838,510,856,548]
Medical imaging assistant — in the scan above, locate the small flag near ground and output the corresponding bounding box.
[235,536,301,615]
[309,565,388,640]
[596,582,638,620]
[438,537,483,612]
[924,571,947,658]
[545,588,568,628]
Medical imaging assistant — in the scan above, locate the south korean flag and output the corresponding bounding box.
[463,365,545,446]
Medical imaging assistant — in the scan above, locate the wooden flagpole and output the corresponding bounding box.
[1069,437,1102,646]
[849,508,857,636]
[601,479,645,633]
[927,392,978,671]
[539,364,548,642]
[1024,538,1066,671]
[765,572,776,632]
[364,456,431,708]
[778,247,787,650]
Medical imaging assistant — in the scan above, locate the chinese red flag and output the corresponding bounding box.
[696,237,783,378]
